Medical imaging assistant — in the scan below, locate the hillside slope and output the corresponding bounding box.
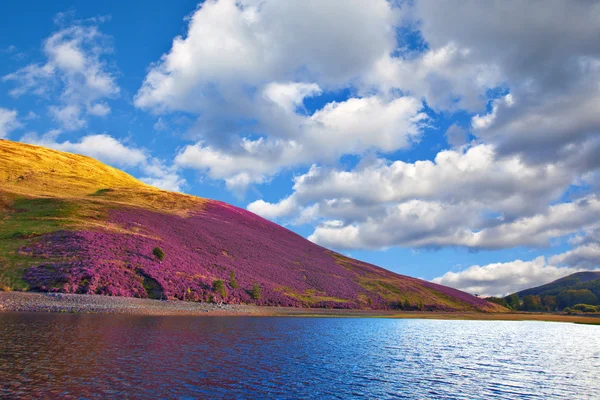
[514,271,600,299]
[0,140,504,312]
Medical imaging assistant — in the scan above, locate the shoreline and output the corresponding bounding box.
[1,291,599,324]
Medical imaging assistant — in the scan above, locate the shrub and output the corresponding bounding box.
[213,279,227,298]
[486,297,509,308]
[572,304,599,313]
[152,246,165,262]
[250,282,262,300]
[229,270,239,289]
[563,307,574,315]
[403,299,411,310]
[0,272,13,292]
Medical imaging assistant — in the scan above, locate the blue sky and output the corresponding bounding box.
[1,0,599,296]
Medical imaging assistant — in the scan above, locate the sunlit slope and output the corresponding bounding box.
[0,139,505,312]
[0,139,204,213]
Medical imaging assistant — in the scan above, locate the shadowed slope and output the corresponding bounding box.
[513,271,600,298]
[0,140,505,311]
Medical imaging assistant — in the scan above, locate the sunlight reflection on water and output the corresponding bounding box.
[1,313,599,399]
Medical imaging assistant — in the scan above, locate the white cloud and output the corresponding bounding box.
[176,94,426,191]
[412,0,600,167]
[134,0,426,192]
[134,0,396,112]
[0,108,21,138]
[432,257,579,297]
[139,158,186,192]
[249,143,574,226]
[262,82,322,113]
[3,22,119,130]
[549,244,600,270]
[247,196,298,220]
[87,103,111,117]
[445,123,468,148]
[307,195,600,251]
[364,43,502,111]
[49,105,86,131]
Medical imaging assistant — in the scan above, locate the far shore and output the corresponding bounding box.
[1,291,599,325]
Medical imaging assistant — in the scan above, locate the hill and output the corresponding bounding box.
[514,271,600,299]
[0,139,504,312]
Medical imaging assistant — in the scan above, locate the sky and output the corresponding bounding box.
[1,0,599,297]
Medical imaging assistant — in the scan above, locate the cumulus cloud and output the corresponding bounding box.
[432,257,579,297]
[3,21,119,130]
[175,94,426,191]
[413,0,600,167]
[134,0,433,192]
[0,108,21,138]
[364,42,502,111]
[308,195,600,251]
[445,123,468,148]
[21,132,185,192]
[134,0,396,112]
[549,244,600,270]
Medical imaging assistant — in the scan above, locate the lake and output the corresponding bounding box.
[1,313,599,399]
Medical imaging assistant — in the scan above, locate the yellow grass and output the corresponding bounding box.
[0,139,206,214]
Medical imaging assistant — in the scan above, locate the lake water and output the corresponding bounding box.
[1,313,599,399]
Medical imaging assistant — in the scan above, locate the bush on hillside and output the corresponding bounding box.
[229,270,239,289]
[213,279,227,298]
[152,246,165,262]
[250,283,262,300]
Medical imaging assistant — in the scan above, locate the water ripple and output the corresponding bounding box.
[1,314,599,399]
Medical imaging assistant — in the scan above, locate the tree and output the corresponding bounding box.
[542,295,557,311]
[557,289,598,309]
[403,299,411,310]
[229,270,239,289]
[250,283,262,300]
[213,279,227,298]
[522,295,543,311]
[505,294,520,311]
[152,247,165,262]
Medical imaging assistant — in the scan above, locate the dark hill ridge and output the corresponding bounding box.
[0,140,504,312]
[514,271,600,299]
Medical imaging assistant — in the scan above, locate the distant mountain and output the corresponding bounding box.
[515,271,600,298]
[0,140,504,312]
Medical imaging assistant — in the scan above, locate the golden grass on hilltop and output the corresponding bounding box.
[0,139,205,214]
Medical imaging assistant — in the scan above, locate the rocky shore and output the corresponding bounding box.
[0,291,264,316]
[1,291,599,325]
